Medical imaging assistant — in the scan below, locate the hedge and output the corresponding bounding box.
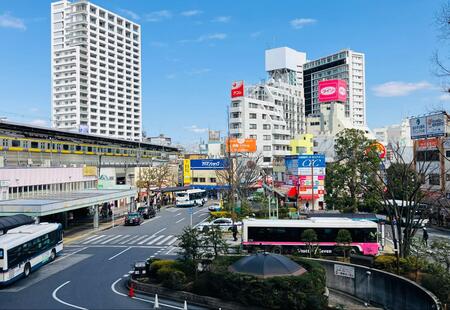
[192,255,327,310]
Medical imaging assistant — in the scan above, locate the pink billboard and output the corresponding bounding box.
[318,79,347,103]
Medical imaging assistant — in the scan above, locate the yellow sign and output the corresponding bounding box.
[83,166,97,176]
[183,159,191,185]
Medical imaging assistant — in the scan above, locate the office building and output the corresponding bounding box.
[51,0,142,141]
[229,47,307,169]
[303,49,366,128]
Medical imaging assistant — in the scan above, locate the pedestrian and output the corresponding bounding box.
[232,223,238,241]
[422,227,429,246]
[157,203,161,213]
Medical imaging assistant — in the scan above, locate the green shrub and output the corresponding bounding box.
[149,260,179,278]
[421,272,450,305]
[156,267,187,290]
[209,211,232,219]
[374,254,428,275]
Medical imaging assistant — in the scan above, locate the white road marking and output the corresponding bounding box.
[175,218,185,224]
[58,247,88,262]
[167,237,178,246]
[119,235,139,244]
[197,212,209,217]
[142,215,161,225]
[137,235,157,245]
[122,274,129,277]
[165,247,177,255]
[109,234,130,244]
[154,227,167,235]
[108,247,132,261]
[175,213,182,217]
[100,235,123,244]
[52,281,88,310]
[82,235,106,244]
[147,235,165,245]
[127,235,148,244]
[193,208,206,215]
[110,278,185,309]
[156,235,173,245]
[79,234,99,242]
[193,215,210,228]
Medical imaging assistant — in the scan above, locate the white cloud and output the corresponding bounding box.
[145,10,172,22]
[185,125,208,133]
[372,81,433,97]
[165,73,176,79]
[250,31,262,38]
[0,12,26,30]
[438,93,450,101]
[187,68,211,75]
[181,10,203,17]
[150,41,168,48]
[212,16,231,23]
[179,33,227,43]
[119,9,140,20]
[290,18,316,29]
[30,119,48,127]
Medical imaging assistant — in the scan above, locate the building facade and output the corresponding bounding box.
[51,0,142,141]
[229,47,307,169]
[303,49,366,128]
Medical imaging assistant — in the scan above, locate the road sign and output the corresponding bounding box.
[189,207,193,214]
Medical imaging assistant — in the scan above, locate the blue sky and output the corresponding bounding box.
[0,0,448,146]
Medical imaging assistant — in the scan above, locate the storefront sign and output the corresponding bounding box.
[410,113,447,139]
[190,159,227,170]
[318,79,347,103]
[183,159,191,185]
[417,138,440,150]
[231,81,244,98]
[226,138,257,153]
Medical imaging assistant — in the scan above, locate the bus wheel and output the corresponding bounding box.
[24,263,31,278]
[272,246,282,255]
[50,249,56,261]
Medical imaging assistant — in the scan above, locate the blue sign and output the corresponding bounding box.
[297,155,326,168]
[189,207,193,214]
[190,159,227,170]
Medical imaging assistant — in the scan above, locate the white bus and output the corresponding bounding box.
[0,223,63,286]
[242,218,380,256]
[176,189,207,207]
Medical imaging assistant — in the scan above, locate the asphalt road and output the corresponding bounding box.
[0,204,213,310]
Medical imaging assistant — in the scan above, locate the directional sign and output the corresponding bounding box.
[188,207,193,214]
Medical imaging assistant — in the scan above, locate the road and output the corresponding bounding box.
[0,204,212,310]
[384,224,450,250]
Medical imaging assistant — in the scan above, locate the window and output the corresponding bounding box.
[263,135,271,141]
[416,150,439,161]
[11,140,21,147]
[249,113,257,119]
[263,124,271,130]
[249,124,257,130]
[199,178,206,183]
[263,146,271,151]
[192,178,199,182]
[210,178,217,183]
[429,174,440,186]
[31,141,39,149]
[263,157,271,163]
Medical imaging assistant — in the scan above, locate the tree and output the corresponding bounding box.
[325,128,381,212]
[432,1,450,91]
[335,229,352,260]
[177,226,203,279]
[136,163,176,199]
[410,237,428,281]
[430,238,450,272]
[301,229,318,258]
[202,226,228,259]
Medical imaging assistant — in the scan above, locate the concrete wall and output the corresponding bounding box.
[314,259,440,310]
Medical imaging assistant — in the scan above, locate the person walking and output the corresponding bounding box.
[232,223,238,242]
[422,227,429,246]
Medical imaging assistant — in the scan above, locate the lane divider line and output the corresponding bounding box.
[175,218,185,224]
[108,247,132,261]
[52,281,88,310]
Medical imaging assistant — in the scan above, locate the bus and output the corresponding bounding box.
[176,189,207,207]
[242,218,379,256]
[0,223,63,286]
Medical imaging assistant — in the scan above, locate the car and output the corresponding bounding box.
[197,217,242,233]
[124,212,143,226]
[137,206,156,219]
[208,204,222,212]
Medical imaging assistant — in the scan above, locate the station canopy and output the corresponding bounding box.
[0,214,34,234]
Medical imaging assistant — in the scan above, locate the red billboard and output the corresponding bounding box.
[231,81,244,98]
[318,79,347,103]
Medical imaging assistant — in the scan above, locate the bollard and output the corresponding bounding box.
[183,300,188,310]
[128,283,135,298]
[154,294,159,309]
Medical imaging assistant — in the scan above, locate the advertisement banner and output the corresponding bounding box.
[426,113,446,137]
[83,166,97,176]
[183,159,191,185]
[190,159,227,170]
[226,138,257,153]
[231,81,244,98]
[410,113,446,139]
[417,138,440,150]
[208,130,221,142]
[297,155,326,168]
[318,79,347,103]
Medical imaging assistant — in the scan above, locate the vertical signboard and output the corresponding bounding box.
[183,159,191,185]
[318,80,347,103]
[231,81,244,98]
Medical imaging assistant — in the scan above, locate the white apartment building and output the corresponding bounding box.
[373,119,414,163]
[303,49,366,128]
[51,0,142,141]
[229,47,306,169]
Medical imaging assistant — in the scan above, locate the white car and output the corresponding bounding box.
[197,218,242,233]
[208,204,222,212]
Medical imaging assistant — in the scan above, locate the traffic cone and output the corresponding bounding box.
[183,300,188,310]
[153,294,159,309]
[128,283,135,298]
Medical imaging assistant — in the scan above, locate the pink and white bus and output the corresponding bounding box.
[242,218,380,256]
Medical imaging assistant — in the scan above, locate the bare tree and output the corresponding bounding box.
[433,1,450,91]
[136,163,176,197]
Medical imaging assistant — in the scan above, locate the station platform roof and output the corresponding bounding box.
[0,188,136,217]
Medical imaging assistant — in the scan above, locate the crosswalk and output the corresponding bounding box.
[76,233,179,247]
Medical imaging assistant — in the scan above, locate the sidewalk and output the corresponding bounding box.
[63,215,125,244]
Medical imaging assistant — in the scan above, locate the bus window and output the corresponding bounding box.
[63,144,69,151]
[87,146,93,152]
[31,141,39,148]
[11,140,20,147]
[76,145,82,152]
